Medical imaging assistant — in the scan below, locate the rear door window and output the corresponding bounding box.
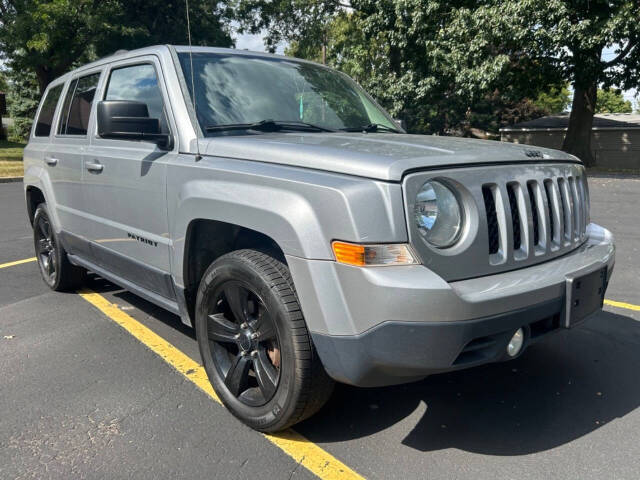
[34,84,64,137]
[58,72,101,136]
[104,64,168,132]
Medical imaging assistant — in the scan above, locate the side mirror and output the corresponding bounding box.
[97,100,172,149]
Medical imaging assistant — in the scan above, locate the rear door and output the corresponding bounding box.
[81,56,176,298]
[25,81,65,212]
[49,69,103,247]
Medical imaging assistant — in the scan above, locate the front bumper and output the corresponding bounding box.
[286,223,615,387]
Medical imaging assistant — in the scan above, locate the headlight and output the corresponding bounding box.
[414,180,462,248]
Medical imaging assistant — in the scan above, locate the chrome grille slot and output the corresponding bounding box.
[543,179,559,248]
[527,181,540,247]
[482,185,499,255]
[506,183,522,252]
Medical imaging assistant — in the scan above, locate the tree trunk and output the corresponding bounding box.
[562,83,597,167]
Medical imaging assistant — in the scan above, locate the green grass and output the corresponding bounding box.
[0,139,25,177]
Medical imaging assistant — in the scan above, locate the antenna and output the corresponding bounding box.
[185,0,202,161]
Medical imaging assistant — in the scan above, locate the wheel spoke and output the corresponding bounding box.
[225,354,252,397]
[254,308,276,341]
[253,349,278,400]
[38,219,48,239]
[46,252,54,276]
[207,313,239,343]
[224,284,248,323]
[38,238,49,254]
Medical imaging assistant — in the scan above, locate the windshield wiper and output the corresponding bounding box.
[205,119,336,133]
[340,123,401,133]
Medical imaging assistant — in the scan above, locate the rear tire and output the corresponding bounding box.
[33,203,86,291]
[195,249,334,432]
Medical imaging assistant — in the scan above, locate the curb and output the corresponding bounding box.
[0,176,23,183]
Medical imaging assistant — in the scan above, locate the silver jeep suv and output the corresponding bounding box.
[23,45,615,432]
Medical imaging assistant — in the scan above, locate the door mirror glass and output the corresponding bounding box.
[97,100,171,149]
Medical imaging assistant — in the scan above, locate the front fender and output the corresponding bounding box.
[167,155,408,287]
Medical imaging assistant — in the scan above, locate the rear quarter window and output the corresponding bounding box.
[58,72,101,136]
[34,84,64,137]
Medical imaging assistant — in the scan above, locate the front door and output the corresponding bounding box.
[82,56,176,299]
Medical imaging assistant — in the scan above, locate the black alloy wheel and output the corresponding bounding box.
[34,212,57,284]
[195,249,334,432]
[32,203,86,291]
[206,280,281,406]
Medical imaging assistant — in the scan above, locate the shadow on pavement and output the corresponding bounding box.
[298,310,640,455]
[84,275,640,455]
[86,275,195,340]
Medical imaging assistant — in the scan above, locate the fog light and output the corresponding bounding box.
[507,328,524,357]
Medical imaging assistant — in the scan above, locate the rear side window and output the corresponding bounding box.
[58,72,101,135]
[34,84,64,137]
[104,64,168,131]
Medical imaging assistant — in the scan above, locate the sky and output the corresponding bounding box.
[234,30,285,54]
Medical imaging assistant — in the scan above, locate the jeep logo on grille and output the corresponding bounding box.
[524,149,543,158]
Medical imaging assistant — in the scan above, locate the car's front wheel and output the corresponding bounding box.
[32,203,85,291]
[195,249,334,432]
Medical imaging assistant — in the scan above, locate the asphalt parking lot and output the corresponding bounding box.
[1,176,639,480]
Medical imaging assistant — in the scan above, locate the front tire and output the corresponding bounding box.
[33,203,85,291]
[195,249,334,432]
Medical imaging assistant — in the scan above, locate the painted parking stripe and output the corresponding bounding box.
[604,299,640,312]
[77,288,365,480]
[0,257,36,269]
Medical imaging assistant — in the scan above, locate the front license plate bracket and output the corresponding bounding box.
[564,266,607,328]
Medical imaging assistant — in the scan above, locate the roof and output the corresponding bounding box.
[501,113,640,132]
[47,45,324,88]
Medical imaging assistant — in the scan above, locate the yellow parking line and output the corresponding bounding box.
[604,299,640,312]
[0,257,36,269]
[77,288,365,480]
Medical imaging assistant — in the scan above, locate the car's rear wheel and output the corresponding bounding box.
[33,203,85,291]
[195,249,333,432]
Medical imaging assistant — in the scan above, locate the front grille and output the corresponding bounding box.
[482,173,588,263]
[404,162,589,282]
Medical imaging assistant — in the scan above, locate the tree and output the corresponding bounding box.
[0,0,233,94]
[596,88,633,113]
[236,0,344,60]
[260,2,563,135]
[5,67,39,140]
[240,1,640,165]
[0,70,7,92]
[91,0,233,58]
[534,84,572,114]
[525,1,640,165]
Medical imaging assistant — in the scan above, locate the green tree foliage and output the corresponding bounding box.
[5,68,39,140]
[522,1,640,165]
[534,85,572,114]
[275,3,561,136]
[595,88,633,113]
[0,70,8,92]
[240,1,640,165]
[0,1,233,94]
[91,0,233,58]
[0,0,233,140]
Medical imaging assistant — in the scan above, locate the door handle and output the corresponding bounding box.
[44,156,58,166]
[85,160,104,173]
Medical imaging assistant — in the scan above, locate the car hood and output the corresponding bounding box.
[199,132,578,181]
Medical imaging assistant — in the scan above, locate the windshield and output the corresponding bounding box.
[177,52,399,134]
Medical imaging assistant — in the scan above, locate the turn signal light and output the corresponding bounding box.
[332,241,419,267]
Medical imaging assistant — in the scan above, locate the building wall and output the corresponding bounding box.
[501,129,640,170]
